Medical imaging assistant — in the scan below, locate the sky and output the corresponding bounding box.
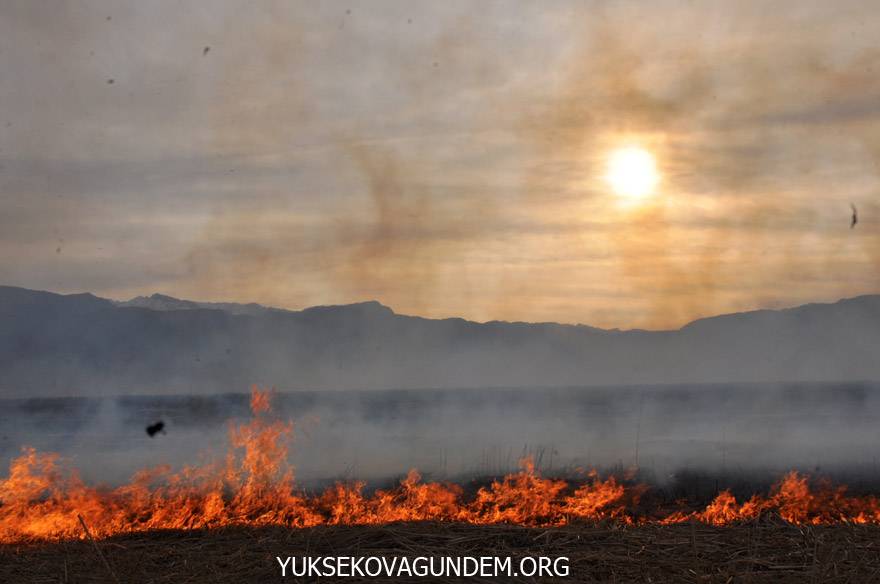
[1,0,879,329]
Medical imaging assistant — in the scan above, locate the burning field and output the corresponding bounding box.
[2,388,880,582]
[5,387,880,542]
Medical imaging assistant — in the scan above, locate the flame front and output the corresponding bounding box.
[2,387,880,542]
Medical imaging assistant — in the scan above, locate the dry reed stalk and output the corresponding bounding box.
[77,514,120,584]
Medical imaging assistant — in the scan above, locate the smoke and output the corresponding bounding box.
[4,385,880,488]
[3,1,879,327]
[332,145,447,312]
[494,3,880,327]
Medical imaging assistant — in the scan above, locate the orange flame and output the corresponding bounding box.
[2,386,880,542]
[660,472,880,526]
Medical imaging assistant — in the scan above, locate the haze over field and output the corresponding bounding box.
[4,384,880,488]
[1,1,879,329]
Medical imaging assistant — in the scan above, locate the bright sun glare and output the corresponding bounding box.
[605,146,660,200]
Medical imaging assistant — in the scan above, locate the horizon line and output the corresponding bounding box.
[3,283,878,335]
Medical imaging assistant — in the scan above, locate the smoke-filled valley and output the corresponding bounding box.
[3,285,880,490]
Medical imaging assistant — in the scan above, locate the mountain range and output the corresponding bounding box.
[1,285,878,397]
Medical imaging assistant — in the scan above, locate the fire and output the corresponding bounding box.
[2,386,880,542]
[660,473,880,526]
[468,458,568,525]
[319,470,462,525]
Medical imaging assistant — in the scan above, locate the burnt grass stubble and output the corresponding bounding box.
[2,519,880,583]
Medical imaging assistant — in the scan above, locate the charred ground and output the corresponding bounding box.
[3,521,880,583]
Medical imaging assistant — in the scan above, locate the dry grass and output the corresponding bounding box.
[2,520,880,583]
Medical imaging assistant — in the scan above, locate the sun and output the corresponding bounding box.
[605,146,660,200]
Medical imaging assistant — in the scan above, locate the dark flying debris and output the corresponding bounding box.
[203,46,210,56]
[851,203,858,229]
[146,421,165,438]
[106,78,114,84]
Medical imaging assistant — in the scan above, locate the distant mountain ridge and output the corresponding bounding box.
[115,293,286,316]
[1,285,878,397]
[114,292,602,329]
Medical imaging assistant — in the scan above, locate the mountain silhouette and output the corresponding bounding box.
[1,285,878,397]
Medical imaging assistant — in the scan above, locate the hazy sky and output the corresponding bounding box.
[2,0,879,329]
